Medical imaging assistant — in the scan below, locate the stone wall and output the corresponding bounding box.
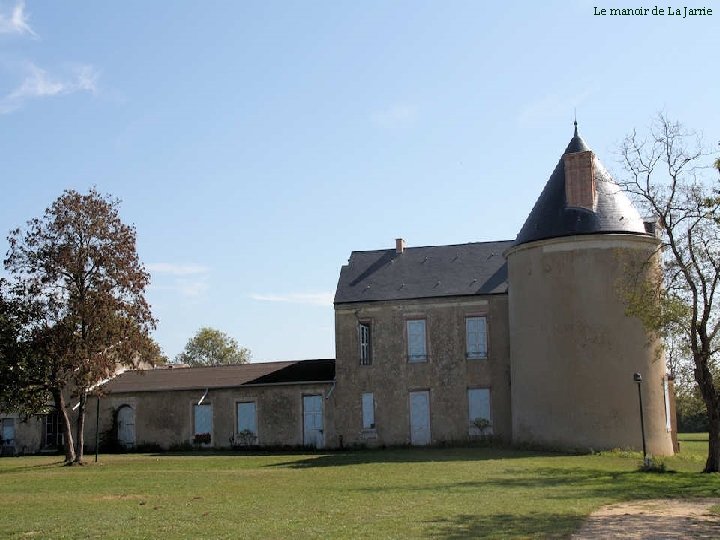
[84,382,335,451]
[334,295,511,447]
[0,413,44,455]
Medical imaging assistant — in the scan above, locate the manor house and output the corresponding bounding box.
[1,125,676,457]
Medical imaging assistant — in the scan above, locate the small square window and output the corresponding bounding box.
[407,319,427,362]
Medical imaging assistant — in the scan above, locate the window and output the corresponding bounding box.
[1,418,15,446]
[236,402,258,444]
[359,322,372,365]
[361,392,375,429]
[44,411,62,448]
[193,403,213,445]
[466,316,488,359]
[468,388,492,435]
[407,319,427,362]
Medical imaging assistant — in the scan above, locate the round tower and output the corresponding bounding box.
[507,124,674,455]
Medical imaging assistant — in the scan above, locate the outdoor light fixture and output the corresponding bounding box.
[633,372,649,465]
[95,395,100,463]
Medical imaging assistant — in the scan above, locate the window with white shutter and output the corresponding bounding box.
[361,392,375,429]
[466,316,488,359]
[406,319,427,362]
[193,403,213,445]
[468,388,492,435]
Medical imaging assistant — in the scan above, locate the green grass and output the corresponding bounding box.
[0,435,717,539]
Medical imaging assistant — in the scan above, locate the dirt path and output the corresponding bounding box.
[572,499,720,539]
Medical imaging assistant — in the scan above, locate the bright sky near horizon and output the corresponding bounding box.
[1,1,718,362]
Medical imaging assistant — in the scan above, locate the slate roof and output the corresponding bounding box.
[334,240,512,304]
[102,359,335,393]
[514,125,648,246]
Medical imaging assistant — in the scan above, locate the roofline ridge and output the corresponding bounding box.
[349,239,515,255]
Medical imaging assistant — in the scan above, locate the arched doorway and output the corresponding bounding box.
[117,405,136,449]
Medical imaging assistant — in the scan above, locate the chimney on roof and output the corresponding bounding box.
[396,238,406,254]
[564,150,595,211]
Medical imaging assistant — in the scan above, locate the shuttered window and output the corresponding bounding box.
[466,316,488,359]
[468,388,492,435]
[362,392,375,429]
[407,319,427,362]
[237,402,257,436]
[194,404,213,440]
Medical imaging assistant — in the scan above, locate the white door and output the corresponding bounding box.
[410,391,431,445]
[117,406,136,448]
[303,395,324,448]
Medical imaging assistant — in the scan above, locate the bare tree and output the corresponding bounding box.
[619,114,720,472]
[2,189,161,464]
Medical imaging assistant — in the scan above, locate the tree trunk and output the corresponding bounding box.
[52,388,75,464]
[705,407,720,473]
[695,353,720,473]
[74,391,87,464]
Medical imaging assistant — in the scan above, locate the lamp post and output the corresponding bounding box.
[95,395,100,463]
[633,372,648,465]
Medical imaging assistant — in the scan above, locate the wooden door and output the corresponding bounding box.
[117,406,136,449]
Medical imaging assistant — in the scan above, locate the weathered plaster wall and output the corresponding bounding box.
[508,234,674,455]
[334,295,511,447]
[0,413,43,454]
[85,383,335,451]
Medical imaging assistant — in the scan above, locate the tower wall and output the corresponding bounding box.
[508,234,674,455]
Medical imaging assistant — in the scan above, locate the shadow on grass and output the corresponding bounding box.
[0,459,66,475]
[476,466,720,501]
[426,512,580,539]
[351,466,720,501]
[266,446,562,468]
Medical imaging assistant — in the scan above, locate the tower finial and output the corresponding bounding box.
[573,109,578,137]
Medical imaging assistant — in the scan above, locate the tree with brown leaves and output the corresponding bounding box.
[1,189,161,464]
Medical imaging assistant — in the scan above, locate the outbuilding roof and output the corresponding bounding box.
[102,359,335,393]
[334,240,512,304]
[514,124,648,246]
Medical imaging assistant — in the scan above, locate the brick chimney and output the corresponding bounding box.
[563,150,595,210]
[395,238,405,254]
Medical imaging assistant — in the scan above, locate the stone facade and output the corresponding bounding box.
[1,413,44,455]
[82,383,335,451]
[0,126,678,457]
[333,296,511,447]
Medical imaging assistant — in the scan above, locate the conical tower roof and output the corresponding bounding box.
[514,124,648,246]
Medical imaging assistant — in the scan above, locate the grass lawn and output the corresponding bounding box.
[0,434,718,539]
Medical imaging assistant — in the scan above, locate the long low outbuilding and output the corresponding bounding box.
[88,359,336,451]
[1,359,336,455]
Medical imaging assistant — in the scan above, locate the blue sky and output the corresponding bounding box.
[1,1,717,362]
